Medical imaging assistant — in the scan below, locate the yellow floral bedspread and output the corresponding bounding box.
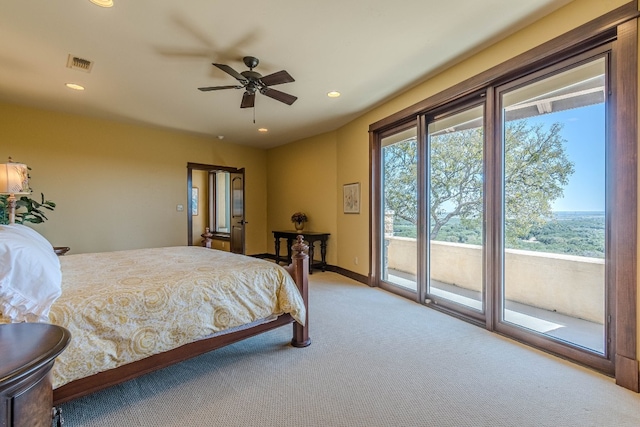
[47,246,305,389]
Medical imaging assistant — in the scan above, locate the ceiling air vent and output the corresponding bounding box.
[66,55,94,73]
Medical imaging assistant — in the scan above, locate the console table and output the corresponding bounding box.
[0,323,71,427]
[272,230,330,274]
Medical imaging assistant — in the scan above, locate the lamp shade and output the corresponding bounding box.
[0,162,30,195]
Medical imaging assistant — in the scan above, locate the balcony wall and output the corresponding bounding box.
[386,237,604,323]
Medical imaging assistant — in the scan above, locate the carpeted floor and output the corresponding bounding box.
[60,272,640,426]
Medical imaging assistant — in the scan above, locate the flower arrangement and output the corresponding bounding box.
[291,212,308,223]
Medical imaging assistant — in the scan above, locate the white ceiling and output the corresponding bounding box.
[0,0,571,148]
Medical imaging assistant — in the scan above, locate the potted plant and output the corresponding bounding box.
[0,193,56,225]
[291,212,308,231]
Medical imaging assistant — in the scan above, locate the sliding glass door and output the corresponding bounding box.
[498,56,607,354]
[380,126,418,293]
[373,48,618,372]
[427,105,485,316]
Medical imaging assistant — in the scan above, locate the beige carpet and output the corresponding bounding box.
[60,272,640,426]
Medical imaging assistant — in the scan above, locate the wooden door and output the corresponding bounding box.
[230,172,245,254]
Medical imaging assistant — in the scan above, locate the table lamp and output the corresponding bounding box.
[0,158,30,225]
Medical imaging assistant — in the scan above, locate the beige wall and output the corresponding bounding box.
[0,102,269,255]
[266,131,338,264]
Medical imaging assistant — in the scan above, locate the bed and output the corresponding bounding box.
[0,225,310,405]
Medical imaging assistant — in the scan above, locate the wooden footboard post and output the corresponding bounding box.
[287,235,311,348]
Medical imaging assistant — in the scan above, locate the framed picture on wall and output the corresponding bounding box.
[343,182,360,214]
[192,187,199,216]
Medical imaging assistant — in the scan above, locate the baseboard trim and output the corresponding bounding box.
[325,265,369,285]
[252,254,369,285]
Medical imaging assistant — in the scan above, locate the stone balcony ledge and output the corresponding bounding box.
[385,236,604,323]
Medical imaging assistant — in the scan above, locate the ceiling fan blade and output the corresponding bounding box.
[261,88,297,105]
[241,92,255,109]
[198,85,243,91]
[260,70,295,86]
[212,63,246,82]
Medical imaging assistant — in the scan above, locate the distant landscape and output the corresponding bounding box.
[393,211,605,258]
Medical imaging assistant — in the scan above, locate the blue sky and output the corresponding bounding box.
[527,103,605,212]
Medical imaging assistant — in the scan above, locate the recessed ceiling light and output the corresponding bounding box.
[89,0,113,7]
[327,91,341,98]
[258,128,268,133]
[65,83,85,91]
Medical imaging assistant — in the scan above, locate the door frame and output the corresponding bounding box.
[492,47,613,372]
[187,162,245,252]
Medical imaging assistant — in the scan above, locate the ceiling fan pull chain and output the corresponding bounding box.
[253,106,256,124]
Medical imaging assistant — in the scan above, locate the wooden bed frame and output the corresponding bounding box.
[52,237,311,405]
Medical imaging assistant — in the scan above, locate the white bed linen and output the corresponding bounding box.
[0,224,61,322]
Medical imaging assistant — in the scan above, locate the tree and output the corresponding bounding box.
[502,121,574,241]
[429,126,483,238]
[383,119,574,243]
[383,138,418,225]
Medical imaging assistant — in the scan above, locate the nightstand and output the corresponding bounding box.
[0,323,70,427]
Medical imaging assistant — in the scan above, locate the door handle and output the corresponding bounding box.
[240,220,249,225]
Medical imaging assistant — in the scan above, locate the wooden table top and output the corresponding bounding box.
[0,323,70,389]
[272,230,330,237]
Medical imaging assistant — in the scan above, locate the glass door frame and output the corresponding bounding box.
[374,95,489,327]
[493,47,614,373]
[375,119,425,303]
[422,98,488,325]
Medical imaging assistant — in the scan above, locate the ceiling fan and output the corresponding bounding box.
[198,56,297,109]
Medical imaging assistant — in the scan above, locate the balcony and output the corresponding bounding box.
[384,236,605,353]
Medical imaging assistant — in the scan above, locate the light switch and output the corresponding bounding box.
[176,204,184,212]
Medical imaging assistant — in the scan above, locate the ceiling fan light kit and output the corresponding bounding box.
[198,56,297,109]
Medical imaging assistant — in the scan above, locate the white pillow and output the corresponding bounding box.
[0,224,62,322]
